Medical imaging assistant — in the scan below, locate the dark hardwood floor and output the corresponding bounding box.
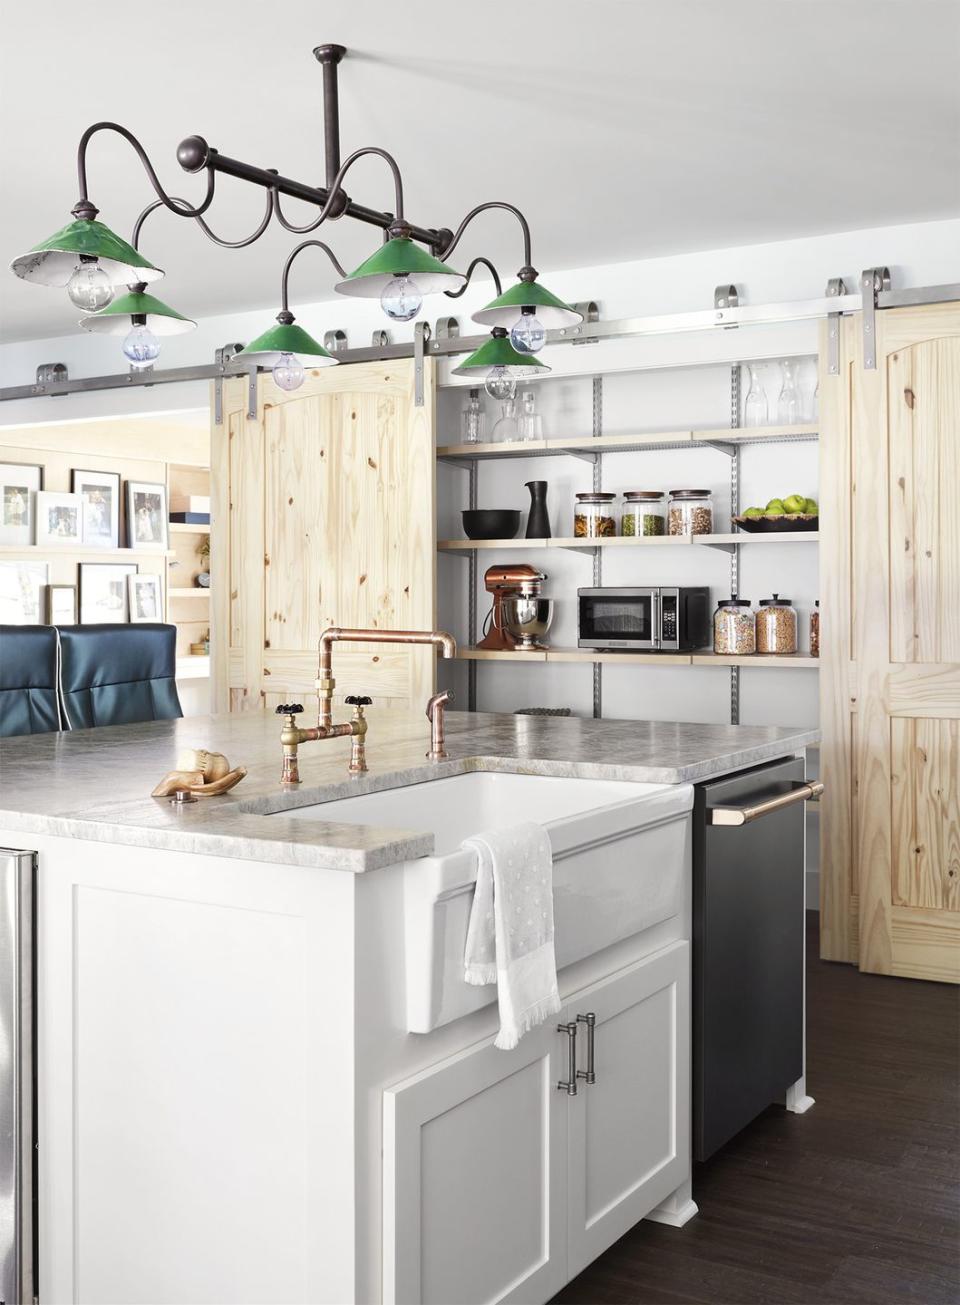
[551,915,960,1305]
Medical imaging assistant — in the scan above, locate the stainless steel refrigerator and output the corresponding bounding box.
[1,849,36,1305]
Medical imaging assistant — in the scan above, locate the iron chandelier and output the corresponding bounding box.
[10,44,581,396]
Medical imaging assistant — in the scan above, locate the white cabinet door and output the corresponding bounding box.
[383,1024,569,1305]
[566,942,690,1277]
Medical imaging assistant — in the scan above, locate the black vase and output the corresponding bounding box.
[525,480,551,538]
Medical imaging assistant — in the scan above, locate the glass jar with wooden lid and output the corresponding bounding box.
[621,491,666,537]
[574,493,617,538]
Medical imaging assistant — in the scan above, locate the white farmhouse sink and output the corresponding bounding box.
[280,770,694,1032]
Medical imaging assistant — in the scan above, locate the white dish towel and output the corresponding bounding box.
[463,821,561,1050]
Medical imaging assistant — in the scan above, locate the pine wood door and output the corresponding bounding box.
[211,358,436,714]
[821,301,960,981]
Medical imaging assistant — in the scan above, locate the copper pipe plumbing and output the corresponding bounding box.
[315,627,457,729]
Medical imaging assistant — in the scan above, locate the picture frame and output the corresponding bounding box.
[0,461,43,546]
[72,468,121,548]
[79,562,137,624]
[125,480,168,550]
[35,491,83,547]
[46,583,78,625]
[0,559,48,624]
[128,572,163,624]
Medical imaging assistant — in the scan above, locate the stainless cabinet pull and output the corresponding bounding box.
[709,780,824,827]
[557,1021,578,1095]
[576,1012,596,1084]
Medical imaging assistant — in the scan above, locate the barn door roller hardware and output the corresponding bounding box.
[860,267,890,369]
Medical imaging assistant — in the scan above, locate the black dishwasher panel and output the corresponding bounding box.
[693,756,806,1162]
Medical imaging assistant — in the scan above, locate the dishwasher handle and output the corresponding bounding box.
[709,780,823,827]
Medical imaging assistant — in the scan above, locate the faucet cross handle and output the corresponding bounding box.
[275,702,304,716]
[345,695,372,709]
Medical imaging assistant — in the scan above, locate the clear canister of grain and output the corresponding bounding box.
[756,593,798,654]
[668,489,713,536]
[810,600,820,657]
[574,492,618,539]
[713,598,756,655]
[621,491,666,537]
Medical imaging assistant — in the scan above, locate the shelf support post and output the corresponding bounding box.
[729,364,741,725]
[592,376,603,719]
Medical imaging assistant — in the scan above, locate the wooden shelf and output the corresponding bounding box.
[439,532,818,551]
[0,544,173,559]
[168,587,210,598]
[437,423,818,460]
[690,651,819,668]
[456,647,819,668]
[169,522,211,535]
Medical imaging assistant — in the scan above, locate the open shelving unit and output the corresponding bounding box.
[166,462,211,667]
[437,358,821,722]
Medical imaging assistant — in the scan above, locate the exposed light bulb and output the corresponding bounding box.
[510,308,546,354]
[122,323,160,368]
[380,273,422,322]
[67,259,113,312]
[484,366,517,402]
[272,352,305,391]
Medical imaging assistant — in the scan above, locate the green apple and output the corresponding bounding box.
[764,509,784,520]
[804,497,818,514]
[765,498,785,513]
[743,507,764,519]
[783,493,807,514]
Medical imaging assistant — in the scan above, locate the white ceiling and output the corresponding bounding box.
[1,0,958,342]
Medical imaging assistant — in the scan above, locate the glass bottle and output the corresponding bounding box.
[777,359,802,425]
[491,398,519,443]
[744,364,769,427]
[517,390,544,443]
[461,388,485,444]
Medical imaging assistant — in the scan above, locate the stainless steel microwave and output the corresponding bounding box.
[577,586,711,651]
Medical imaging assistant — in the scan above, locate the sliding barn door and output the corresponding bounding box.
[820,301,960,982]
[211,358,436,714]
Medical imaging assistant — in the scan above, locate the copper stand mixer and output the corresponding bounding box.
[477,565,553,651]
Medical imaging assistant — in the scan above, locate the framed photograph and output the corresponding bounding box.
[0,461,43,546]
[125,480,168,550]
[35,491,82,547]
[79,562,137,624]
[46,583,78,625]
[72,468,120,548]
[0,559,48,624]
[128,572,163,624]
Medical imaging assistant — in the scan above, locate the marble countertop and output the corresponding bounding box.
[0,709,819,871]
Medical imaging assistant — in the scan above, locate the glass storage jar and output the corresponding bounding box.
[574,492,617,538]
[668,489,713,536]
[621,491,665,537]
[810,600,820,657]
[756,594,798,654]
[713,598,756,655]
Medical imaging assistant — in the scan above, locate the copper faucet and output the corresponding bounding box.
[279,628,456,781]
[276,694,370,786]
[315,626,457,731]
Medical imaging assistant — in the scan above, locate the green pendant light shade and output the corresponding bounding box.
[237,318,338,368]
[451,329,551,379]
[335,237,465,298]
[79,290,195,336]
[10,219,164,287]
[471,278,582,331]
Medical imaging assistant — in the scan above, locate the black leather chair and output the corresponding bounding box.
[0,625,62,737]
[58,623,182,729]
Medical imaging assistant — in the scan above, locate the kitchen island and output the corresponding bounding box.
[0,709,817,1305]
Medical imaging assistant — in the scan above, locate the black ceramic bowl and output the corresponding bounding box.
[462,509,521,540]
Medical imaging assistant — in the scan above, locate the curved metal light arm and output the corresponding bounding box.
[273,191,329,236]
[75,121,216,220]
[308,144,406,228]
[131,188,274,255]
[280,240,347,313]
[438,201,533,271]
[444,256,502,299]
